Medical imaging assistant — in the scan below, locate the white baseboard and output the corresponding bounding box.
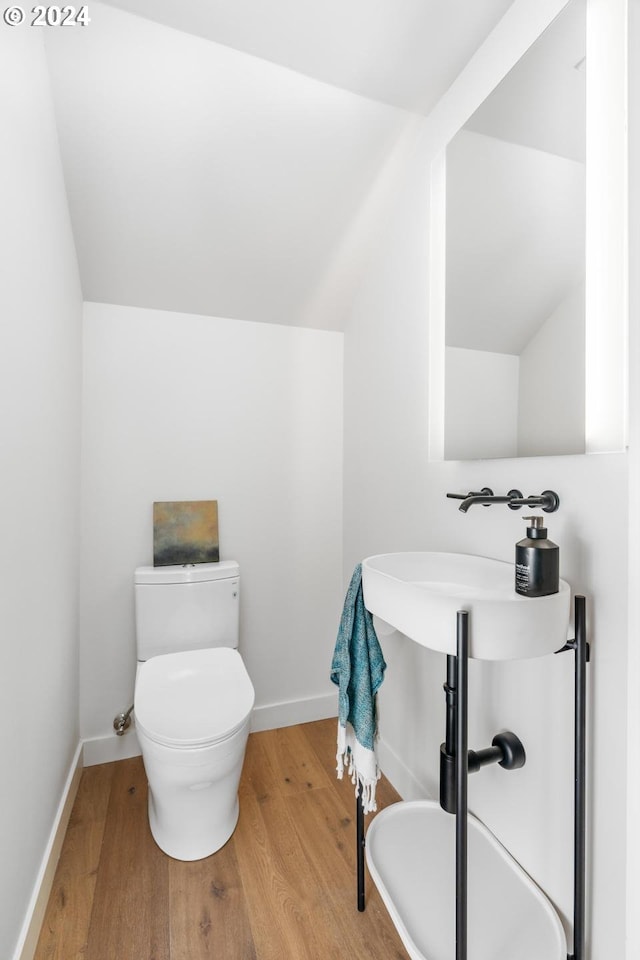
[14,742,84,960]
[377,735,436,802]
[83,728,142,766]
[82,692,338,766]
[250,691,337,732]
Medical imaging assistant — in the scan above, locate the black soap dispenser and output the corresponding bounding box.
[515,516,559,597]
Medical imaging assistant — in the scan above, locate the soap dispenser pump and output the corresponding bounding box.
[515,516,559,597]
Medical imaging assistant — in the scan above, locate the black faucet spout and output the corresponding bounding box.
[458,494,512,513]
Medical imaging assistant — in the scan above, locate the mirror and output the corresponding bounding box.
[442,0,586,460]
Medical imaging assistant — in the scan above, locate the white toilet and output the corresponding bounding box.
[133,560,254,861]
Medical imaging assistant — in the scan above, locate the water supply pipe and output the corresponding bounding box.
[113,704,134,736]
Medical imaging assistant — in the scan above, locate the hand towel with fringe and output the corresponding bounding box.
[330,563,386,813]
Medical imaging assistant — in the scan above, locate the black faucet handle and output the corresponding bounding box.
[507,489,524,510]
[507,489,560,513]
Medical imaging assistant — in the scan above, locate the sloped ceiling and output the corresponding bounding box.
[98,0,515,115]
[44,0,515,330]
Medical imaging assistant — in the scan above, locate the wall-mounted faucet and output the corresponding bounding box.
[447,488,560,514]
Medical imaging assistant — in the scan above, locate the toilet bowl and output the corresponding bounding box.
[135,646,255,861]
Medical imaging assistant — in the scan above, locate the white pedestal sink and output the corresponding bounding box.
[360,551,573,960]
[362,551,571,660]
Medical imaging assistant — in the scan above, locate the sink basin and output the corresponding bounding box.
[362,552,570,660]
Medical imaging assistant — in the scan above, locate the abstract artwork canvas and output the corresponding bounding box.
[153,500,220,566]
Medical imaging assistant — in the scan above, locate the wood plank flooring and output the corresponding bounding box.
[34,719,409,960]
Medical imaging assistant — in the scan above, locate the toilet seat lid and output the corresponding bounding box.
[135,648,255,747]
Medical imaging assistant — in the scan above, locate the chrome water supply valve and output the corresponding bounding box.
[113,704,134,735]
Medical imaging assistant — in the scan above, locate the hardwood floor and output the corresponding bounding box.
[34,719,409,959]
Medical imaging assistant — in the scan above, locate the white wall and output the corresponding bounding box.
[343,1,629,957]
[626,2,640,954]
[518,283,585,456]
[80,303,343,756]
[445,347,519,459]
[444,284,584,461]
[445,129,585,357]
[0,30,82,960]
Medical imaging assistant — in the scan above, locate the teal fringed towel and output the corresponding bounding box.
[330,563,386,813]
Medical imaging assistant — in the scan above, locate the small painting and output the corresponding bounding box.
[153,500,219,566]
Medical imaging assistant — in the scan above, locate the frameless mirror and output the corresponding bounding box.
[442,0,586,460]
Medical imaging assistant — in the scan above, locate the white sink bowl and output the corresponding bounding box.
[362,552,570,660]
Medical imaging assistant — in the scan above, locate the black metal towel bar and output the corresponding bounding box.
[355,594,589,960]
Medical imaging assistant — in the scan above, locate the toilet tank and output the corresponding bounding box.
[134,561,240,661]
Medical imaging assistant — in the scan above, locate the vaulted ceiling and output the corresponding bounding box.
[97,0,516,114]
[44,0,516,329]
